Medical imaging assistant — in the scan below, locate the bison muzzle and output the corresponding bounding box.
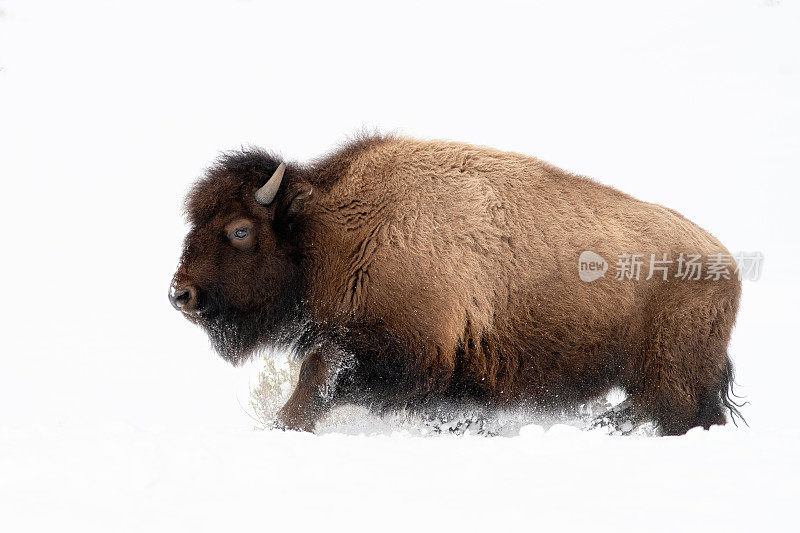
[170,135,745,435]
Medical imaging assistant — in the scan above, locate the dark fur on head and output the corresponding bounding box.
[173,149,312,365]
[184,148,283,224]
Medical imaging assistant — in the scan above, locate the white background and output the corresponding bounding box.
[1,1,798,531]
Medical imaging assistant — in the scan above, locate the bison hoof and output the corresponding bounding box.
[272,414,315,433]
[588,399,643,434]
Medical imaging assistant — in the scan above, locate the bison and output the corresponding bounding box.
[170,134,744,435]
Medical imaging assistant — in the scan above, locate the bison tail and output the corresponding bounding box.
[721,356,749,427]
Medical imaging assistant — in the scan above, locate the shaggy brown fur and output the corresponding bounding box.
[171,134,744,435]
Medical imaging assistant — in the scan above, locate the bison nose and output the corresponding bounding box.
[169,285,197,312]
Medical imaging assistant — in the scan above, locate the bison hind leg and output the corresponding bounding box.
[653,357,746,436]
[626,288,743,436]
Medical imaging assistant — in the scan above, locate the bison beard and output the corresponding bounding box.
[194,287,304,367]
[200,307,262,366]
[171,134,746,435]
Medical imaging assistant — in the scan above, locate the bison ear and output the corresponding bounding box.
[275,179,315,228]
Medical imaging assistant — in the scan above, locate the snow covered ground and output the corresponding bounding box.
[3,424,798,532]
[1,1,799,531]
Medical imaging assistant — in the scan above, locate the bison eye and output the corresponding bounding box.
[231,228,250,239]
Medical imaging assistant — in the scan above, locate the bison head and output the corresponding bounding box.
[170,150,314,365]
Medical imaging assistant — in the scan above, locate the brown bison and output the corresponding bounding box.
[170,134,744,435]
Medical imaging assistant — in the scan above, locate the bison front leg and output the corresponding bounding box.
[275,344,349,432]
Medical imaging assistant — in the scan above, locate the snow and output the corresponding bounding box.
[3,425,798,531]
[1,0,799,531]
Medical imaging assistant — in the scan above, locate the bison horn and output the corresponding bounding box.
[254,162,286,205]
